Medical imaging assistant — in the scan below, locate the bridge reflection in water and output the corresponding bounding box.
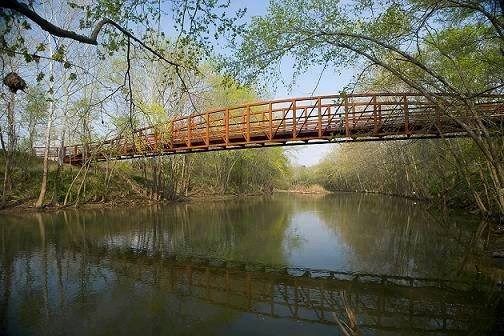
[102,249,496,335]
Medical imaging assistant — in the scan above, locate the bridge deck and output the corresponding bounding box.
[35,93,504,164]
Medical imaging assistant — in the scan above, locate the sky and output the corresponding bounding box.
[160,0,358,166]
[233,1,357,166]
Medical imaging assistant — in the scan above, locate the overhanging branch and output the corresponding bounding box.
[1,0,200,112]
[0,0,183,68]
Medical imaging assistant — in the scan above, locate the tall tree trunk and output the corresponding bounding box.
[2,92,16,208]
[52,83,70,205]
[36,41,55,209]
[35,110,53,208]
[51,127,65,205]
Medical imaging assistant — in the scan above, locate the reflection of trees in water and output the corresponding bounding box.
[1,197,293,266]
[0,231,497,336]
[0,214,241,335]
[307,193,485,278]
[1,196,500,335]
[0,197,295,333]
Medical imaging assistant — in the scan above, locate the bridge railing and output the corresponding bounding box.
[132,93,501,148]
[33,93,504,164]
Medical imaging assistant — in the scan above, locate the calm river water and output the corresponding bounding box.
[0,193,501,335]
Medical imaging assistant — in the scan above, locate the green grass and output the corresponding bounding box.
[0,152,149,207]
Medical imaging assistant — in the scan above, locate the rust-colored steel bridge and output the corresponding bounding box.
[36,93,504,165]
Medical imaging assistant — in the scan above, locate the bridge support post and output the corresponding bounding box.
[373,96,378,134]
[292,99,297,139]
[187,116,192,148]
[246,105,251,142]
[206,112,210,146]
[344,96,351,138]
[317,98,322,138]
[153,129,158,153]
[225,109,230,145]
[268,103,273,140]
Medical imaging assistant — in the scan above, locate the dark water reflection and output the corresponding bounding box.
[0,193,501,335]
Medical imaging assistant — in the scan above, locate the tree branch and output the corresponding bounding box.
[315,30,460,94]
[1,0,202,112]
[1,0,100,44]
[1,0,183,68]
[444,0,504,41]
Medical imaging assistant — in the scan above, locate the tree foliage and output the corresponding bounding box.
[233,0,504,217]
[233,0,503,95]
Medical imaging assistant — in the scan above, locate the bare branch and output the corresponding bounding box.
[1,0,183,68]
[316,30,460,94]
[126,38,135,130]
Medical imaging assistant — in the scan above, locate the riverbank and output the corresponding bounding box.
[0,152,285,212]
[0,191,276,213]
[1,179,501,225]
[279,184,331,195]
[1,181,328,213]
[1,152,502,223]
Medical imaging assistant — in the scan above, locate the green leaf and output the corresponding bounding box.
[36,43,46,52]
[23,52,33,63]
[21,20,31,30]
[52,45,66,62]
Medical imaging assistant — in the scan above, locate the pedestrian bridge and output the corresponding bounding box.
[35,92,504,165]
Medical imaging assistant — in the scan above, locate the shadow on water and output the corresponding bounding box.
[0,193,503,335]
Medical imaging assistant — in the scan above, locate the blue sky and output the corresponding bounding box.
[232,1,357,166]
[160,0,358,165]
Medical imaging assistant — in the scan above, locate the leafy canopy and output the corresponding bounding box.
[231,0,503,96]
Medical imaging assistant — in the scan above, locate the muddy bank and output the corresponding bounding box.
[0,191,272,214]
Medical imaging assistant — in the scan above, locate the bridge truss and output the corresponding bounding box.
[35,93,504,165]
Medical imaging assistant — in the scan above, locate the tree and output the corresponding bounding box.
[233,0,504,217]
[0,0,246,76]
[20,85,47,151]
[0,0,246,207]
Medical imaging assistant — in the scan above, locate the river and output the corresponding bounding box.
[0,193,501,335]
